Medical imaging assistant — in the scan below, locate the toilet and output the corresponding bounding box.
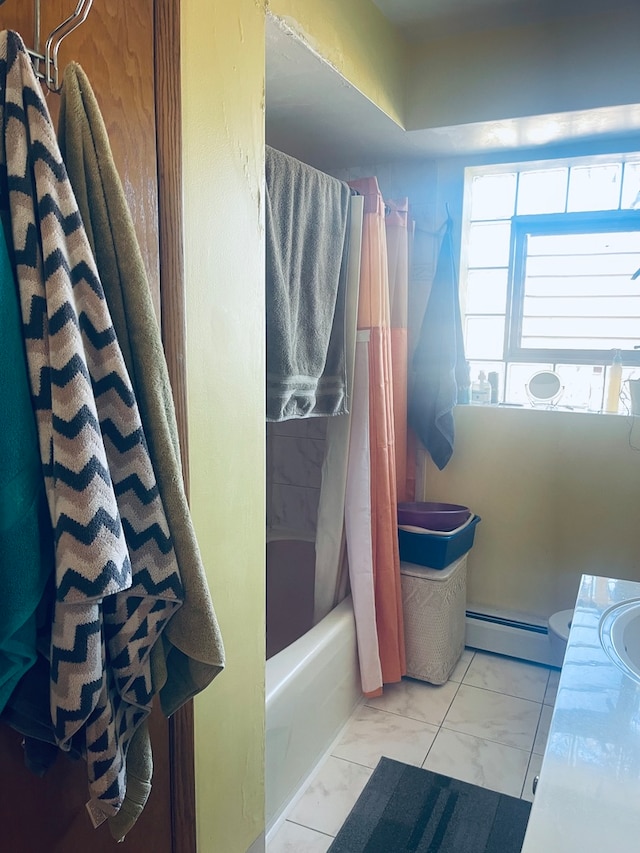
[548,609,573,667]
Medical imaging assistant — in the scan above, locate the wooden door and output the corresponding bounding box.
[0,2,191,851]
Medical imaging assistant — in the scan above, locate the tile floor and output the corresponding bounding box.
[267,648,559,853]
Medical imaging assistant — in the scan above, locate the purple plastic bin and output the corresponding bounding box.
[397,501,471,532]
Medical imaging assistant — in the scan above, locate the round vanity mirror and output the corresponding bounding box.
[526,370,563,406]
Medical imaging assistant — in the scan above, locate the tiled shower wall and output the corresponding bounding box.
[266,418,328,539]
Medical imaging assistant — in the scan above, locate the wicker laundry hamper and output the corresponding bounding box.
[400,554,467,685]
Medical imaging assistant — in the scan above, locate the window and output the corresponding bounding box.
[508,211,640,364]
[462,154,640,412]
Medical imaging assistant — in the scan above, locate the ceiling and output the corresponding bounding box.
[265,8,640,173]
[370,0,615,42]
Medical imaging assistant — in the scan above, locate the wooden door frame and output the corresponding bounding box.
[154,3,197,853]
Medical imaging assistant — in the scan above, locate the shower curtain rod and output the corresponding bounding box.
[6,0,94,92]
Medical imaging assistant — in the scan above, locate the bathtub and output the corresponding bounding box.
[265,594,361,831]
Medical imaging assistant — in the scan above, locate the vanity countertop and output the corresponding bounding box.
[522,573,640,852]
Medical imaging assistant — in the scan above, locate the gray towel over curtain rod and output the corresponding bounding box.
[265,145,351,421]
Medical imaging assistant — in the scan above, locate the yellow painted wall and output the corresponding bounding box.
[424,406,640,620]
[181,2,266,851]
[406,5,640,131]
[269,0,408,127]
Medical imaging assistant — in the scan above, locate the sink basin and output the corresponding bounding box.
[599,598,640,684]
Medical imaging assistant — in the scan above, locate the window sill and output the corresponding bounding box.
[459,402,630,416]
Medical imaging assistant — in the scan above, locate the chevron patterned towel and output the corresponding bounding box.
[0,31,183,822]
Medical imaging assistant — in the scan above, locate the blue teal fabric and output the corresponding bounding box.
[409,217,470,470]
[0,223,54,713]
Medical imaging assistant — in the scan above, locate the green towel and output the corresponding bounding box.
[0,220,54,713]
[58,61,225,840]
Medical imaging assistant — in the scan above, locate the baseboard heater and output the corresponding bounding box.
[465,609,554,667]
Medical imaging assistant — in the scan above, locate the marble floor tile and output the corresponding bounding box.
[276,652,556,834]
[533,703,553,755]
[522,753,544,803]
[462,651,550,702]
[449,648,475,683]
[442,684,542,751]
[365,677,460,726]
[422,728,530,799]
[288,756,372,837]
[544,669,560,705]
[267,821,333,853]
[332,705,438,769]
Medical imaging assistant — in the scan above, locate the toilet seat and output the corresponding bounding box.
[549,608,573,641]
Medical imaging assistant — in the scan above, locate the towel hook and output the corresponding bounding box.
[45,0,94,92]
[24,0,94,92]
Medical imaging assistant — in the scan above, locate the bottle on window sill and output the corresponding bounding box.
[588,365,604,412]
[605,350,623,414]
[487,371,500,404]
[471,370,491,404]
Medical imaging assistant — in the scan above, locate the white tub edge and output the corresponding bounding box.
[265,595,361,831]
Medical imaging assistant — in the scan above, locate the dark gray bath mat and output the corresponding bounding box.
[328,757,531,852]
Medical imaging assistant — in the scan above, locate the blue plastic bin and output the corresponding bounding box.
[398,515,481,569]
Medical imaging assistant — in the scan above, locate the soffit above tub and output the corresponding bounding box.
[265,15,640,172]
[370,0,634,43]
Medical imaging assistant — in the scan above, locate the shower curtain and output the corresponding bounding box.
[345,177,407,696]
[385,198,412,503]
[313,195,364,624]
